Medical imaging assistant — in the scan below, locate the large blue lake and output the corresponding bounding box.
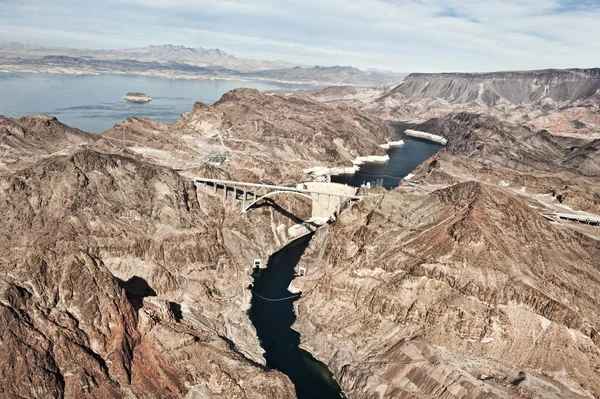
[0,72,313,133]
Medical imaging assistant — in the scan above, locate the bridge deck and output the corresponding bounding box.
[193,177,363,200]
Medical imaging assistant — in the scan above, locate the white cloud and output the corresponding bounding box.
[0,0,599,71]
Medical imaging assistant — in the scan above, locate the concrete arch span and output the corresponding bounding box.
[242,190,338,220]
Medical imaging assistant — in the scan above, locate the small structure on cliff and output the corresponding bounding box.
[205,152,228,166]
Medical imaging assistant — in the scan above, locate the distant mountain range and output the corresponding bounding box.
[0,43,406,86]
[298,68,600,139]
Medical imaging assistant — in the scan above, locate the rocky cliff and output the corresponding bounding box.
[284,109,600,398]
[408,112,600,213]
[2,82,600,399]
[394,69,600,105]
[293,181,600,398]
[103,88,394,182]
[0,147,309,397]
[0,115,96,169]
[297,68,600,139]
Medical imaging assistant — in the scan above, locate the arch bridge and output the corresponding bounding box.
[193,177,362,220]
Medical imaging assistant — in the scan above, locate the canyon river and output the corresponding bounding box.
[332,122,443,189]
[249,123,442,397]
[248,235,344,399]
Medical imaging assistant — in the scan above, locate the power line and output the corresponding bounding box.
[251,290,301,302]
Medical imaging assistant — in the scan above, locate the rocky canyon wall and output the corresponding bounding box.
[293,181,600,398]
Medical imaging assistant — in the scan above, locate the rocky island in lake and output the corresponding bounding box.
[123,92,152,103]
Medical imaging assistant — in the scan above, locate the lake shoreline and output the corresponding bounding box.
[0,72,318,133]
[0,67,358,87]
[331,123,443,189]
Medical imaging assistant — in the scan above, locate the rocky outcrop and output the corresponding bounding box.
[0,148,314,398]
[123,92,152,103]
[563,139,600,176]
[0,86,399,398]
[393,69,600,105]
[0,115,95,169]
[2,77,600,399]
[103,88,395,182]
[408,112,600,213]
[293,181,600,398]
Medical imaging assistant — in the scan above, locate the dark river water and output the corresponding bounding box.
[248,123,441,398]
[248,235,344,399]
[0,72,316,133]
[332,122,442,189]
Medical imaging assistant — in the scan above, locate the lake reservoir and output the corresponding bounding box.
[0,72,312,132]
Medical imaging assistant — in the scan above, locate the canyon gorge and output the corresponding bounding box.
[1,69,600,399]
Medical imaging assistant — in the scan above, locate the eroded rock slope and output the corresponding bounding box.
[102,88,394,182]
[2,83,599,399]
[0,148,304,398]
[0,114,96,169]
[294,181,600,398]
[0,89,396,398]
[409,112,600,213]
[297,69,600,139]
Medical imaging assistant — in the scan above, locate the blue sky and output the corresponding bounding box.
[1,0,599,72]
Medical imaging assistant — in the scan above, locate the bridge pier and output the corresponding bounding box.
[232,186,237,210]
[213,183,217,195]
[243,186,247,210]
[223,184,227,204]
